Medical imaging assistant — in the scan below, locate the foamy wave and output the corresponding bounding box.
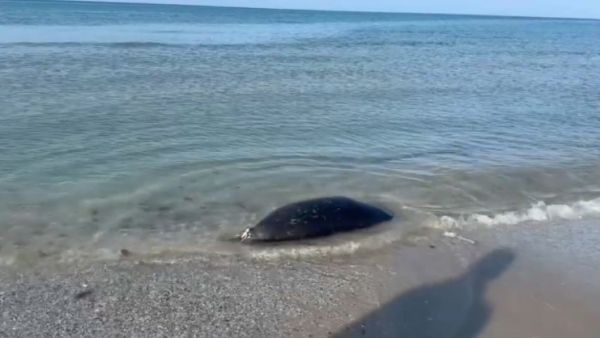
[438,198,600,229]
[248,241,365,261]
[246,218,410,261]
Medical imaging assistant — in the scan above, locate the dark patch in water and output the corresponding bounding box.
[158,206,171,213]
[234,201,248,210]
[120,217,134,229]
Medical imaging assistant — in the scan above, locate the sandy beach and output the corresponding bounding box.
[2,221,599,338]
[2,2,600,338]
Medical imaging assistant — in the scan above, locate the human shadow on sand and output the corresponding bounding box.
[333,248,516,338]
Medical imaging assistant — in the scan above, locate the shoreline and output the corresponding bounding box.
[2,221,600,337]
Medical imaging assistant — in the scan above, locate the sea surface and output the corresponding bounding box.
[1,0,600,266]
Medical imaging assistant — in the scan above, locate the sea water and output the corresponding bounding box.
[1,0,600,265]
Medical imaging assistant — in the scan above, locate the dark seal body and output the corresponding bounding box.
[240,196,393,242]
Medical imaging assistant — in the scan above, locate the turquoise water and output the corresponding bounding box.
[1,0,600,264]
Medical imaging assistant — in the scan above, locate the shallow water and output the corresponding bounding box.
[1,1,600,266]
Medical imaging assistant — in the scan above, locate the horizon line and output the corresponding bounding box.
[34,0,600,21]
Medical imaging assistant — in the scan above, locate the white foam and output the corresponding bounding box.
[248,241,364,261]
[0,256,16,267]
[247,218,411,261]
[438,198,600,229]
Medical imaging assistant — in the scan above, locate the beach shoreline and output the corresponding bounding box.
[2,220,599,338]
[3,2,600,337]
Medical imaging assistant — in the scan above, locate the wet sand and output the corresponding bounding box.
[1,221,599,338]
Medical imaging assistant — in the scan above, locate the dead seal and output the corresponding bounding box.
[240,196,393,243]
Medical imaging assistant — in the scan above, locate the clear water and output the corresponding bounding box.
[1,0,600,265]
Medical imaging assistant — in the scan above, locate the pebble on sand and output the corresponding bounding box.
[75,289,93,300]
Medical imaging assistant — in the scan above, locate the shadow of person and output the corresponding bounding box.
[333,248,516,338]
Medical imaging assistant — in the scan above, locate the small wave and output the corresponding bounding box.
[438,198,600,229]
[245,226,403,261]
[105,41,180,48]
[1,41,182,48]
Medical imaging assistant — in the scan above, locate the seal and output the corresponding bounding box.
[240,196,393,243]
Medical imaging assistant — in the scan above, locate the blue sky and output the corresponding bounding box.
[92,0,600,19]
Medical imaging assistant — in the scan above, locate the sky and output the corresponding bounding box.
[89,0,600,19]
